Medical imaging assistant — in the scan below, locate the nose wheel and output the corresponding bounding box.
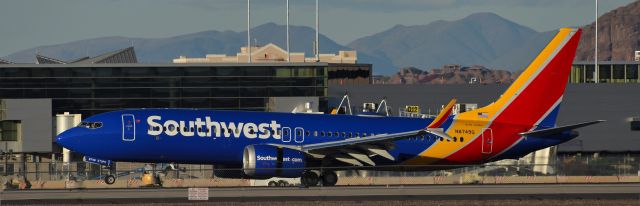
[104,174,116,185]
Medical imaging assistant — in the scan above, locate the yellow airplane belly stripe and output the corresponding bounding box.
[405,118,486,165]
[404,29,573,165]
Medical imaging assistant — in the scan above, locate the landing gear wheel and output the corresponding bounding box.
[277,180,288,187]
[321,171,338,186]
[104,174,116,185]
[300,171,319,187]
[268,181,278,187]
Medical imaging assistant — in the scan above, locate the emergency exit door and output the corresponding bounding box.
[122,114,136,141]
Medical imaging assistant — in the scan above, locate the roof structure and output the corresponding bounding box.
[69,56,90,63]
[0,58,13,64]
[36,54,67,64]
[32,47,138,64]
[73,47,137,64]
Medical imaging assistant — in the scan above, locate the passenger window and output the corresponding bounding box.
[283,130,289,136]
[460,137,464,142]
[306,131,310,136]
[327,132,332,137]
[453,137,457,142]
[321,131,325,136]
[314,131,318,136]
[348,133,353,138]
[341,132,346,137]
[334,132,339,137]
[362,133,367,137]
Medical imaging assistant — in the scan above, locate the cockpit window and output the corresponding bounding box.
[79,122,103,129]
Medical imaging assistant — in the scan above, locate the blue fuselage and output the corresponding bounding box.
[57,109,444,167]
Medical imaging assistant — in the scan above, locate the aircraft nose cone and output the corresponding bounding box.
[56,129,78,150]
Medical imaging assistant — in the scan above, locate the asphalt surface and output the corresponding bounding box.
[1,184,639,205]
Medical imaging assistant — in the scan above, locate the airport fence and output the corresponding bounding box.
[0,160,639,189]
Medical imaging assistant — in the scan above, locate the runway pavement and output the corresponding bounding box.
[1,184,639,205]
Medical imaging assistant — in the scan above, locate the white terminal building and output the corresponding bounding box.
[173,43,357,64]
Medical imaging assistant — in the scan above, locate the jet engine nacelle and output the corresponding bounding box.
[242,145,306,178]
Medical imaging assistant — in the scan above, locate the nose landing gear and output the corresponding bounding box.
[104,174,116,185]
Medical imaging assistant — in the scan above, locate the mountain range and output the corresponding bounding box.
[3,1,639,75]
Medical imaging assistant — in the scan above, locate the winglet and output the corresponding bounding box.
[427,98,457,129]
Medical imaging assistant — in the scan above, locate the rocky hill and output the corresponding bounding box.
[386,65,517,85]
[576,0,640,61]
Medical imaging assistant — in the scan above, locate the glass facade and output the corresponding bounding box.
[0,64,328,116]
[570,62,640,84]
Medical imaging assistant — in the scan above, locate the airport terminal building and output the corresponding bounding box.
[0,48,371,116]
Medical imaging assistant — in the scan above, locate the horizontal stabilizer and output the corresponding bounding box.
[519,120,605,137]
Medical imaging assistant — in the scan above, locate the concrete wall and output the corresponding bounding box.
[329,84,640,153]
[0,99,52,153]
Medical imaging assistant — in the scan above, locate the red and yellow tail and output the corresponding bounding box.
[406,28,582,165]
[475,28,581,126]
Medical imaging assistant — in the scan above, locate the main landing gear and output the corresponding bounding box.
[300,170,338,187]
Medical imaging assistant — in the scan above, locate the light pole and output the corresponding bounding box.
[594,0,599,83]
[286,0,290,62]
[315,0,319,62]
[247,0,252,63]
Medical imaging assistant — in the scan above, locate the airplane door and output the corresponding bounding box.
[294,127,304,143]
[481,128,493,154]
[122,114,136,141]
[282,127,292,142]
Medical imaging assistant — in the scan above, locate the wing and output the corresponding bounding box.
[268,128,451,166]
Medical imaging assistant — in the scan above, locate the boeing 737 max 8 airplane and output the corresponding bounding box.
[56,28,603,186]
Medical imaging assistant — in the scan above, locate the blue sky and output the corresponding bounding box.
[0,0,635,56]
